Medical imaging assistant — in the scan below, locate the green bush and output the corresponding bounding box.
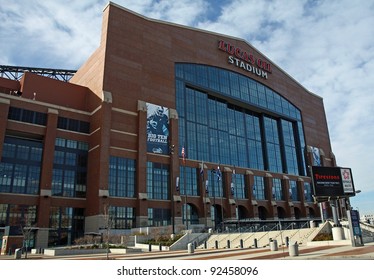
[313,233,333,241]
[144,234,184,246]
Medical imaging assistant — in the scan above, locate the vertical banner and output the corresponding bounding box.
[146,103,169,154]
[311,146,321,166]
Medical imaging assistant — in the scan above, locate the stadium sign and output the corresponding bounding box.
[218,40,272,79]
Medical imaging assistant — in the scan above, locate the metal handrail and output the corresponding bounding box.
[256,224,281,244]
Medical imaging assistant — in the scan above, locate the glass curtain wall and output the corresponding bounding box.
[175,63,306,176]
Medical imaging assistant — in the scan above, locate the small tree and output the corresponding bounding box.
[20,207,36,259]
[102,204,114,260]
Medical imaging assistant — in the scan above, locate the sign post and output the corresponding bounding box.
[347,209,363,247]
[310,166,362,246]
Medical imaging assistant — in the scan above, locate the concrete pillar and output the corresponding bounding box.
[289,243,299,257]
[270,240,278,251]
[188,243,194,254]
[332,227,345,241]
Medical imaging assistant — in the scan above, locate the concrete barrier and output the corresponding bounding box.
[14,248,22,259]
[332,227,345,241]
[289,243,299,257]
[270,240,278,251]
[188,243,194,254]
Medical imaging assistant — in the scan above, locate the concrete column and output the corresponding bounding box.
[289,243,299,256]
[332,227,345,241]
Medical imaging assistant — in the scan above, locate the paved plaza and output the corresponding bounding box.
[1,241,373,260]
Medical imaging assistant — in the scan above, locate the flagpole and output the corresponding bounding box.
[204,180,208,228]
[213,165,224,232]
[221,180,224,233]
[213,185,216,232]
[184,163,188,230]
[212,169,216,232]
[232,167,239,232]
[200,161,207,228]
[182,146,188,230]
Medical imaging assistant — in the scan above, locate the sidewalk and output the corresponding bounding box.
[1,241,373,260]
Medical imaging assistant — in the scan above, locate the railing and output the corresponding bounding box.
[205,219,321,249]
[256,224,281,245]
[288,221,317,244]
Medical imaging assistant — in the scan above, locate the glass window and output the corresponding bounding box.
[175,64,306,176]
[289,180,298,201]
[232,173,246,199]
[1,143,16,158]
[304,182,313,202]
[52,138,88,198]
[7,107,21,121]
[179,166,198,196]
[109,157,136,197]
[147,162,169,200]
[63,170,75,197]
[65,152,76,166]
[109,206,135,229]
[0,163,12,193]
[16,145,29,160]
[66,140,77,149]
[253,176,265,200]
[264,117,283,173]
[0,136,42,194]
[282,120,299,175]
[30,147,42,162]
[52,169,63,196]
[207,168,223,198]
[272,178,283,200]
[48,207,84,246]
[57,117,90,134]
[8,107,47,125]
[148,208,171,227]
[196,124,209,161]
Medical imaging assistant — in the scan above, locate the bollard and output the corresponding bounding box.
[204,241,207,249]
[289,242,299,257]
[159,244,162,251]
[227,240,230,249]
[188,243,194,254]
[285,236,289,247]
[14,248,22,259]
[148,243,152,252]
[270,240,278,251]
[240,239,244,249]
[254,238,258,248]
[215,240,219,249]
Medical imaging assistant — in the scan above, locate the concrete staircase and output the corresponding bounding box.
[202,227,319,249]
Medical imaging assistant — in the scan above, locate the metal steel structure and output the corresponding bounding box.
[0,65,76,82]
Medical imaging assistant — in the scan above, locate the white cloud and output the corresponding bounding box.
[0,0,104,68]
[114,0,209,26]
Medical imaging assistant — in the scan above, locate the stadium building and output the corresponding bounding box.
[0,2,342,249]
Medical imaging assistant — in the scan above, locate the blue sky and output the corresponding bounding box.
[1,0,373,215]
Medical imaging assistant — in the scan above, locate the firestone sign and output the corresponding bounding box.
[311,166,355,198]
[218,40,272,79]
